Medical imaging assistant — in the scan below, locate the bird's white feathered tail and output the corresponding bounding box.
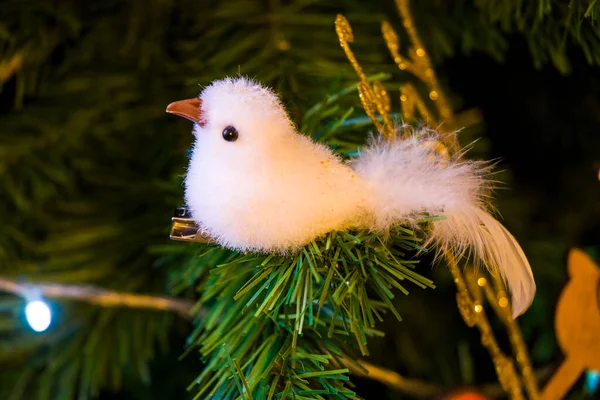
[353,128,536,317]
[431,206,536,317]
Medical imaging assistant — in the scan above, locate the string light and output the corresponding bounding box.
[585,370,600,394]
[25,299,52,332]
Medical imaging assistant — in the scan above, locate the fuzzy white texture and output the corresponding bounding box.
[351,133,489,231]
[185,77,368,252]
[183,77,535,316]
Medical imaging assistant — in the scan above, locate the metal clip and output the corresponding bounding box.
[170,207,214,243]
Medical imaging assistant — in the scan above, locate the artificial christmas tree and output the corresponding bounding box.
[1,0,600,399]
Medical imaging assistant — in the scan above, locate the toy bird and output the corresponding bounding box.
[167,77,535,316]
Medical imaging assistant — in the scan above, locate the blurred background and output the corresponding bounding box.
[1,0,599,399]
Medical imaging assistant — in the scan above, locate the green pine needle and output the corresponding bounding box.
[187,226,434,398]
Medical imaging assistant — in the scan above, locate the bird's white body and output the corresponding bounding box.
[185,78,368,251]
[179,77,535,316]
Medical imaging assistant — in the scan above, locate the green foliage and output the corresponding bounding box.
[1,306,176,400]
[1,0,599,399]
[406,0,600,73]
[474,0,600,72]
[0,1,387,397]
[184,228,433,399]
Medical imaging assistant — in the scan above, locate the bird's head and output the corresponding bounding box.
[166,78,319,249]
[167,77,296,154]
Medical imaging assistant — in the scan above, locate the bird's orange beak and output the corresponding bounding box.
[166,98,205,126]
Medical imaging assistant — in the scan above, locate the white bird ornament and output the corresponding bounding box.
[167,77,535,317]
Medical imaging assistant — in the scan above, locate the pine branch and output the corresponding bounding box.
[341,358,442,397]
[0,275,556,399]
[0,277,194,319]
[180,229,439,398]
[0,52,23,84]
[3,1,594,396]
[0,275,439,398]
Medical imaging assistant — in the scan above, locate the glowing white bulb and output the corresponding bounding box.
[25,300,52,332]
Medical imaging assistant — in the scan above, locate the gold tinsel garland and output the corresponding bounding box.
[335,0,540,398]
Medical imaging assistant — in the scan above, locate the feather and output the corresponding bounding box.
[352,128,489,230]
[353,127,535,317]
[431,207,536,317]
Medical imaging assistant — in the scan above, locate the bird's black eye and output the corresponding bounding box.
[222,125,238,142]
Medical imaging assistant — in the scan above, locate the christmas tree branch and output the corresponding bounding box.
[341,358,443,397]
[0,276,553,398]
[0,276,443,397]
[0,52,23,85]
[0,277,193,319]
